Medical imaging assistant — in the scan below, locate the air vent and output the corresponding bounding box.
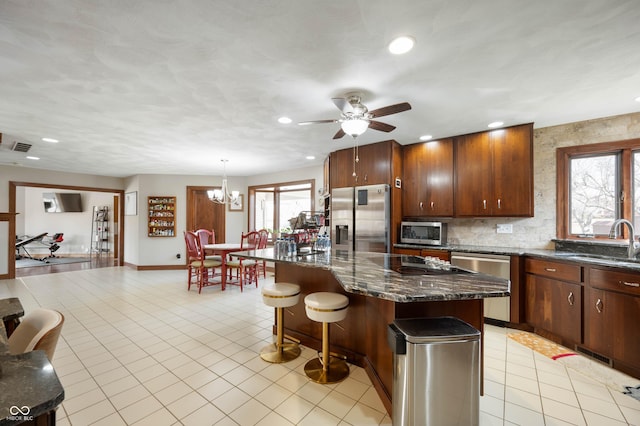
[11,141,32,152]
[575,345,612,366]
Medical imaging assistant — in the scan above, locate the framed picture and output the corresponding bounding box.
[228,194,244,212]
[125,191,138,216]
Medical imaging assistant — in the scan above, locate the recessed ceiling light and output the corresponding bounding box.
[419,135,433,141]
[26,156,40,160]
[488,121,504,128]
[42,137,59,143]
[635,96,640,102]
[278,117,292,124]
[306,156,315,160]
[388,36,415,55]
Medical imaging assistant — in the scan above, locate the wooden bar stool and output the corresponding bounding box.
[303,292,349,384]
[260,283,301,363]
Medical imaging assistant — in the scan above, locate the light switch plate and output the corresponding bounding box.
[497,224,513,234]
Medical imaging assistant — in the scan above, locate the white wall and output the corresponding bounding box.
[133,173,248,266]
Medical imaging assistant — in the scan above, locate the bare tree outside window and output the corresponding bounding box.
[570,154,617,235]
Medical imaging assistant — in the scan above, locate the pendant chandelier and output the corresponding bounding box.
[207,159,239,204]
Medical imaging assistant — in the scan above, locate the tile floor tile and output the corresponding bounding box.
[5,269,640,426]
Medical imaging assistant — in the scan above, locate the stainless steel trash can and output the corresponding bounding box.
[387,316,480,426]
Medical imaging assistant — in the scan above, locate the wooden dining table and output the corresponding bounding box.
[203,243,247,290]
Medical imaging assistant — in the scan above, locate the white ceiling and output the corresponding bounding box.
[0,0,639,178]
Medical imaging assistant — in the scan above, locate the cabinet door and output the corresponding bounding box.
[330,148,355,189]
[526,274,582,343]
[492,124,533,216]
[454,132,493,216]
[402,139,454,217]
[584,287,610,356]
[585,287,640,371]
[354,142,390,186]
[607,291,640,370]
[402,143,427,217]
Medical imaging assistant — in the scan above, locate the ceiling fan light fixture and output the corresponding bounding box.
[388,36,415,55]
[341,118,369,137]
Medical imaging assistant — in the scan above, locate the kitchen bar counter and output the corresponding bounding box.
[236,249,510,302]
[235,249,508,415]
[0,304,64,426]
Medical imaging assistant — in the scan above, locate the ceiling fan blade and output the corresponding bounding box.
[332,128,346,139]
[298,119,339,126]
[368,120,396,132]
[332,97,353,114]
[368,102,412,118]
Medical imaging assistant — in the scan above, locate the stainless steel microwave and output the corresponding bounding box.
[400,221,447,246]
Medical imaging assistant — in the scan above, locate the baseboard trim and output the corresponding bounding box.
[126,263,186,271]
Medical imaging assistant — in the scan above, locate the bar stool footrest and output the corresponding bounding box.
[304,357,349,384]
[260,342,301,363]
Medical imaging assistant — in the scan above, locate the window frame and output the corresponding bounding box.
[248,179,315,240]
[557,138,640,240]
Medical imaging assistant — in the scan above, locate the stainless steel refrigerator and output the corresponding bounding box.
[331,184,391,253]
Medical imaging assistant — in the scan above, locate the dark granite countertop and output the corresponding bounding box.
[394,243,640,272]
[0,351,65,425]
[0,299,23,323]
[235,249,510,303]
[0,299,64,424]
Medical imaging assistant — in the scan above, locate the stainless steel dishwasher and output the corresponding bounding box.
[450,252,511,322]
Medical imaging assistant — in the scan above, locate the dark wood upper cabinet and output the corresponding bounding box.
[402,138,454,217]
[330,140,400,189]
[455,123,534,217]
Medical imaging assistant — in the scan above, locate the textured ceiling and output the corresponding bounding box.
[0,0,639,177]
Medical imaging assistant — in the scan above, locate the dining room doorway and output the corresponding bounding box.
[186,186,226,243]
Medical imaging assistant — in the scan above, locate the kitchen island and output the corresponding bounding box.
[235,249,510,414]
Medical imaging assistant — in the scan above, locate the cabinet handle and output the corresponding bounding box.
[419,202,424,210]
[621,281,640,287]
[430,201,435,210]
[497,198,502,209]
[364,174,368,182]
[544,268,557,272]
[595,298,603,313]
[483,199,487,209]
[567,292,574,306]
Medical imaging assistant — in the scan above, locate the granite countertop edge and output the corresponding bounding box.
[235,249,510,303]
[394,243,640,271]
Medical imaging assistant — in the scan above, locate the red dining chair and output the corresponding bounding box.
[226,231,259,292]
[195,229,223,262]
[184,231,222,293]
[257,229,269,278]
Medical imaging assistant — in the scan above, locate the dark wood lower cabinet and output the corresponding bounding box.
[525,274,582,345]
[274,262,484,415]
[525,259,640,380]
[585,267,640,379]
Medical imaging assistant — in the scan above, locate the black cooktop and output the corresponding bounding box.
[371,255,473,276]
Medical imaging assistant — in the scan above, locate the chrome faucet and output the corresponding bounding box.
[608,219,640,259]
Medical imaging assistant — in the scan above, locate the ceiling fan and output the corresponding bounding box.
[298,93,411,139]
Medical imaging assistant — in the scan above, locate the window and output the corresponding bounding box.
[557,138,640,239]
[569,154,618,235]
[248,180,314,240]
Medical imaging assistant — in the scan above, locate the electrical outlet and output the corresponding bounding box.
[176,253,181,259]
[496,224,513,234]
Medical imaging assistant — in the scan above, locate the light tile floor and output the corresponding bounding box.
[1,267,639,425]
